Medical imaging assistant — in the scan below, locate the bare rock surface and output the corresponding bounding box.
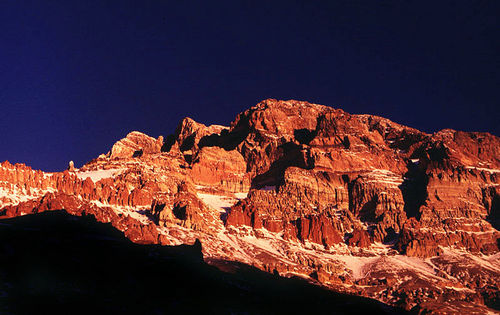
[1,99,499,313]
[110,131,163,158]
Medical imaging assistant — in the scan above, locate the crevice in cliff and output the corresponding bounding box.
[198,114,251,151]
[294,128,316,145]
[160,134,176,152]
[347,178,377,223]
[358,195,378,222]
[347,179,357,216]
[198,128,247,151]
[132,150,143,158]
[219,206,231,223]
[400,162,428,220]
[250,142,314,189]
[483,187,500,230]
[179,134,196,152]
[172,203,187,220]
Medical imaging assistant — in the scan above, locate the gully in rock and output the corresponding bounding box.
[1,99,499,314]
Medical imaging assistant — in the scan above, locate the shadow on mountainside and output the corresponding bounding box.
[399,162,429,220]
[484,187,500,231]
[0,211,407,315]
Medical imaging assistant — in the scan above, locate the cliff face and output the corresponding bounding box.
[1,99,499,313]
[0,211,403,315]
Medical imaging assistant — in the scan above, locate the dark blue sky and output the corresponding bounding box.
[1,1,498,171]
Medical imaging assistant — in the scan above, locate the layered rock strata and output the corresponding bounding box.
[1,99,499,313]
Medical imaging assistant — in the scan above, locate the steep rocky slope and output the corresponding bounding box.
[1,99,499,313]
[1,211,401,315]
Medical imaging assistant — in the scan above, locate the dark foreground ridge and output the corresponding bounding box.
[0,211,405,315]
[1,99,498,313]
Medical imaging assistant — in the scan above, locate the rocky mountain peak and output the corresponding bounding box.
[109,131,163,159]
[1,99,499,313]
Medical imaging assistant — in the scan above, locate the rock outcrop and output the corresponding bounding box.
[1,99,499,314]
[110,131,163,158]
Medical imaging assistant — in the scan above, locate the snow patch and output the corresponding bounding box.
[465,166,500,173]
[89,200,151,224]
[234,192,247,199]
[196,193,238,212]
[336,256,380,279]
[0,186,55,207]
[75,168,126,182]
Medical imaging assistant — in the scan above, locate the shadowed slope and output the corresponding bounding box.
[0,211,404,315]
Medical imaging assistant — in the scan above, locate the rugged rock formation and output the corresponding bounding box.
[110,131,163,158]
[1,99,499,313]
[190,146,251,193]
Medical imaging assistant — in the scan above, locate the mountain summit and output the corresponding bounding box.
[1,99,499,313]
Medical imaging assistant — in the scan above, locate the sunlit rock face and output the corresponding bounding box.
[1,99,499,313]
[110,131,163,159]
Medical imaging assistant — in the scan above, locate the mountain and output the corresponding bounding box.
[0,211,401,315]
[1,99,499,313]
